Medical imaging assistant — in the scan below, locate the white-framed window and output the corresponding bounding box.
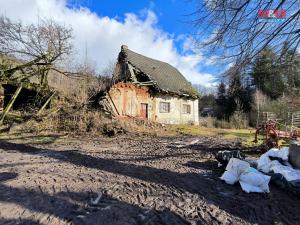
[182,104,191,114]
[159,102,170,113]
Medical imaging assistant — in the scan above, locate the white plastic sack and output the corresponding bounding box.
[256,147,300,182]
[239,167,270,193]
[225,158,250,174]
[257,148,289,173]
[271,164,300,182]
[268,147,289,161]
[257,154,271,173]
[220,158,250,185]
[220,158,270,193]
[221,171,239,185]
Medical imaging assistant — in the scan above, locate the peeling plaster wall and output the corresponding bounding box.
[154,94,199,125]
[108,82,155,120]
[108,82,199,125]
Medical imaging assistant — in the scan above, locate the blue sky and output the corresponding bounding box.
[68,0,196,35]
[0,0,226,86]
[67,0,225,83]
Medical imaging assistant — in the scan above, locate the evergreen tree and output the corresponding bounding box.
[215,82,229,119]
[251,47,285,99]
[215,81,239,120]
[199,94,216,111]
[216,82,226,100]
[215,72,253,120]
[278,42,300,96]
[240,86,253,113]
[227,73,253,114]
[227,75,239,113]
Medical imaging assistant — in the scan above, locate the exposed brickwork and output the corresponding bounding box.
[108,82,199,125]
[109,82,154,119]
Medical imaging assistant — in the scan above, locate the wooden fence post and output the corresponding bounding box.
[0,85,22,124]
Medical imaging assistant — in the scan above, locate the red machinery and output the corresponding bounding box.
[253,120,300,152]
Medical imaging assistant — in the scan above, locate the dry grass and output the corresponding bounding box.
[168,124,261,147]
[19,110,112,135]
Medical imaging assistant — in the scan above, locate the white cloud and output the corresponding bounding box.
[0,0,216,86]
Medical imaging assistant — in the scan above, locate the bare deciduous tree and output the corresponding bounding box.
[193,0,300,65]
[68,61,111,108]
[101,60,116,77]
[0,16,73,85]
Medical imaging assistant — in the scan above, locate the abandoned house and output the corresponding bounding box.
[106,45,199,124]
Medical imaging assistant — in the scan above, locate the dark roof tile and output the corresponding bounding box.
[121,46,198,97]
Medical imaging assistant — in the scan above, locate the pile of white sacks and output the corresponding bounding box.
[220,147,300,193]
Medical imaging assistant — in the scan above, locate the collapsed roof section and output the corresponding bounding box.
[116,45,198,98]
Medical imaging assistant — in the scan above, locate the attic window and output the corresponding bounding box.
[159,102,170,113]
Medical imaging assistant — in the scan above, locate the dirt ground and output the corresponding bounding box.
[0,133,300,225]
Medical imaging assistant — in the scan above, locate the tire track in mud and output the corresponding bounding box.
[1,135,300,225]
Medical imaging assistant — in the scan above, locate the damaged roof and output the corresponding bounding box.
[119,45,198,98]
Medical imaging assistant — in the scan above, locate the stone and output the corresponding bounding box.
[289,141,300,169]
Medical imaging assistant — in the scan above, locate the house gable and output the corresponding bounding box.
[107,45,199,125]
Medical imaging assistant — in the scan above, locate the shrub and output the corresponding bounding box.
[210,112,249,129]
[199,116,216,128]
[229,111,249,129]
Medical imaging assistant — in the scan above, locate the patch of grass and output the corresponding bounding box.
[168,125,262,147]
[168,125,295,148]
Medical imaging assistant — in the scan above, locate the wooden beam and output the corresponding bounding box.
[37,91,56,115]
[0,85,22,124]
[128,63,138,82]
[107,92,120,115]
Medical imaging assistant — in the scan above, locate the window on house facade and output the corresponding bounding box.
[182,104,191,114]
[159,102,170,113]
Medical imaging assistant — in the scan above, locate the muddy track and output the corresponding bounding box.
[0,135,300,225]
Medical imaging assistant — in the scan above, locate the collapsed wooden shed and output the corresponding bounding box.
[0,55,82,123]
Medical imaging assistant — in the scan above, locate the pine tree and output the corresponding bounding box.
[251,47,285,99]
[227,73,253,114]
[278,42,300,97]
[215,82,229,119]
[216,82,226,100]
